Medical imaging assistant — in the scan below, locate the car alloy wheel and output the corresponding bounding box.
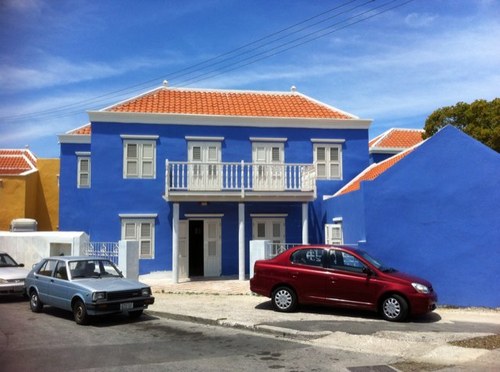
[29,290,43,313]
[382,294,408,322]
[272,286,297,312]
[73,300,89,325]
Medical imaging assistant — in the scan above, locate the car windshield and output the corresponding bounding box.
[69,259,122,279]
[356,249,397,272]
[0,253,18,267]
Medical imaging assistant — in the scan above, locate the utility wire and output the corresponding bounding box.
[1,0,414,123]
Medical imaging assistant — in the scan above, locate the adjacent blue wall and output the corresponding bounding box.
[326,126,500,307]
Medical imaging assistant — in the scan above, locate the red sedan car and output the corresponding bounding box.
[250,245,437,321]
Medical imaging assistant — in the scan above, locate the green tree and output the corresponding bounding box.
[423,98,500,152]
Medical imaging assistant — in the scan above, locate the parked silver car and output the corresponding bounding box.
[25,256,155,325]
[0,252,30,296]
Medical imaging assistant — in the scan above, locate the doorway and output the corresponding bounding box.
[188,220,204,276]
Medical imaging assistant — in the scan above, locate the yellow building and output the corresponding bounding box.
[0,149,59,231]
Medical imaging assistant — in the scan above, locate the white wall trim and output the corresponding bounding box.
[120,134,159,140]
[249,137,287,142]
[250,213,288,218]
[185,136,224,141]
[75,151,91,156]
[58,134,91,144]
[184,214,224,218]
[119,213,158,218]
[311,138,346,143]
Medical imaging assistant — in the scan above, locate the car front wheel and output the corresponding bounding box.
[73,300,90,325]
[272,286,297,312]
[381,294,408,322]
[29,290,43,313]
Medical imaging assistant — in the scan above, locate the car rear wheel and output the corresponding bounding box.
[272,286,297,312]
[29,290,43,313]
[381,294,408,322]
[73,300,90,325]
[128,310,143,319]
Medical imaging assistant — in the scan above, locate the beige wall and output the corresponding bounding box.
[0,158,60,232]
[0,176,27,231]
[36,159,60,231]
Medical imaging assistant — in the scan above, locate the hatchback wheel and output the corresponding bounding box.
[272,286,297,312]
[381,294,408,322]
[29,290,43,313]
[73,300,90,325]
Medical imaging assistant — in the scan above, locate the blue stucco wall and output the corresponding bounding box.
[326,126,500,307]
[59,142,92,233]
[59,119,369,275]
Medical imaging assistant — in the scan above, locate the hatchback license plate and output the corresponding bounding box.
[120,302,133,311]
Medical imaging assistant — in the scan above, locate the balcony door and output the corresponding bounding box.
[252,143,284,191]
[188,142,221,191]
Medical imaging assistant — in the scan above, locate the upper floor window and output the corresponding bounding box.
[121,135,158,179]
[77,156,91,188]
[314,144,342,180]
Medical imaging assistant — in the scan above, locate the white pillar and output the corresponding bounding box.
[172,203,179,283]
[302,202,309,244]
[238,203,245,280]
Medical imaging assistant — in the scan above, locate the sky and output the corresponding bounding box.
[0,0,499,158]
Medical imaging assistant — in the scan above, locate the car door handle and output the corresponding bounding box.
[291,271,299,279]
[50,279,54,283]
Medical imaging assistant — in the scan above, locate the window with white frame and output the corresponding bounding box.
[122,138,157,179]
[314,144,342,179]
[77,155,91,188]
[325,223,343,245]
[121,219,155,259]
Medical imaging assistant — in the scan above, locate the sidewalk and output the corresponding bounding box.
[140,274,500,368]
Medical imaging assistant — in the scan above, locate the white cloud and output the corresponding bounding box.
[404,13,437,28]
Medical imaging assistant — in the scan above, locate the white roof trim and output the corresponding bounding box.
[369,147,405,154]
[58,134,91,144]
[88,111,371,129]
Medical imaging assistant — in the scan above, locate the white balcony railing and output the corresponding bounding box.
[165,160,315,197]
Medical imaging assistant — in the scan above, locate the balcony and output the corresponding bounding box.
[164,160,316,202]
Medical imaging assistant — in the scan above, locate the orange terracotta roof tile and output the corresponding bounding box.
[0,149,37,175]
[370,128,424,150]
[335,146,418,196]
[68,123,91,135]
[106,87,354,119]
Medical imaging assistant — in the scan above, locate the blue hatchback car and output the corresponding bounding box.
[25,256,155,325]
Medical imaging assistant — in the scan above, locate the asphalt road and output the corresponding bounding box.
[0,297,399,372]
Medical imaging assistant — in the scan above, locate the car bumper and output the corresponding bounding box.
[409,292,438,316]
[86,296,155,315]
[0,282,26,295]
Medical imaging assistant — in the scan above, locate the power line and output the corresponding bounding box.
[1,0,414,123]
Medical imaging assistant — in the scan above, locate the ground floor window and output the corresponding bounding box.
[252,218,285,244]
[325,223,343,245]
[121,219,155,259]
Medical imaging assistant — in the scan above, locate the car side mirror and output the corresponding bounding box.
[362,267,373,276]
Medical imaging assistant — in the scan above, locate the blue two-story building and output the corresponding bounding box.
[58,84,371,280]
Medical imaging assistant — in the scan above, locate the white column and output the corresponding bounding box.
[302,202,309,244]
[172,203,179,283]
[238,203,245,280]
